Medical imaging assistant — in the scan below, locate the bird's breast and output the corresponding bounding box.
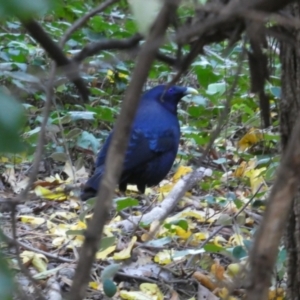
[134,102,179,130]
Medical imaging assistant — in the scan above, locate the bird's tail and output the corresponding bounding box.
[80,167,103,201]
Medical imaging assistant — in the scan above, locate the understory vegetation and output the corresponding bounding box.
[0,0,286,299]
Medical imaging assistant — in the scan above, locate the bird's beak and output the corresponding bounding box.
[184,87,199,95]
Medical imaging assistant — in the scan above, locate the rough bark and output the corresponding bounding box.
[280,2,300,299]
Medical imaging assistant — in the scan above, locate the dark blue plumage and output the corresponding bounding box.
[81,85,198,201]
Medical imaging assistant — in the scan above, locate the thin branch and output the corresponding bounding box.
[60,0,120,47]
[21,19,89,103]
[246,117,300,299]
[112,167,212,232]
[72,34,178,67]
[21,20,69,66]
[3,233,74,263]
[176,0,296,45]
[73,34,143,63]
[156,51,178,67]
[67,1,180,299]
[18,64,56,200]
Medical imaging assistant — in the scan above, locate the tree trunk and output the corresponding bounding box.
[280,3,300,298]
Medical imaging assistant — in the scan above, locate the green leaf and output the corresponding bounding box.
[87,106,116,123]
[205,195,216,204]
[187,106,206,118]
[102,278,117,297]
[191,95,208,106]
[50,152,68,162]
[65,128,82,139]
[68,111,96,121]
[82,28,106,41]
[206,82,226,95]
[144,237,172,247]
[198,0,208,6]
[243,240,253,251]
[232,246,247,259]
[252,199,266,208]
[166,219,188,231]
[216,214,231,226]
[114,197,139,211]
[101,264,121,281]
[203,244,224,252]
[0,232,16,299]
[0,0,56,17]
[79,198,97,221]
[99,236,116,251]
[226,192,236,200]
[0,90,26,153]
[277,248,286,264]
[270,86,281,98]
[0,253,14,300]
[76,131,100,153]
[184,133,210,145]
[194,65,220,88]
[66,229,85,236]
[213,158,227,164]
[233,198,244,209]
[127,0,163,36]
[86,197,97,207]
[4,71,39,83]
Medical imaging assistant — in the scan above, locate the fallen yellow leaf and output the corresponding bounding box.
[154,249,175,265]
[172,225,192,240]
[89,281,100,290]
[20,251,48,273]
[96,245,116,260]
[244,167,268,194]
[34,185,67,201]
[140,283,164,300]
[238,128,263,151]
[19,216,45,226]
[172,166,193,182]
[228,234,244,246]
[113,236,137,260]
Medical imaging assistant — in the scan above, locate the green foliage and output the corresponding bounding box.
[0,1,284,296]
[0,254,14,300]
[0,90,26,153]
[0,0,56,18]
[114,197,139,211]
[165,219,189,231]
[231,245,248,260]
[203,244,224,253]
[102,278,117,297]
[0,231,15,300]
[101,264,120,297]
[99,236,116,251]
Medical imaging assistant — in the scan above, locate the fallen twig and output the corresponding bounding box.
[112,167,212,232]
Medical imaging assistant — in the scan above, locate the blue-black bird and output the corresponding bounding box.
[81,85,198,201]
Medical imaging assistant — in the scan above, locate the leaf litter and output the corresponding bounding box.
[0,128,284,299]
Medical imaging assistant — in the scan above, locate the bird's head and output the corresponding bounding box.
[143,85,198,114]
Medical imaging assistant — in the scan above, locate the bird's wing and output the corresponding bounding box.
[95,133,113,167]
[84,127,177,193]
[122,127,177,171]
[96,128,177,170]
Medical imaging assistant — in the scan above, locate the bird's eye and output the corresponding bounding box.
[168,87,174,93]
